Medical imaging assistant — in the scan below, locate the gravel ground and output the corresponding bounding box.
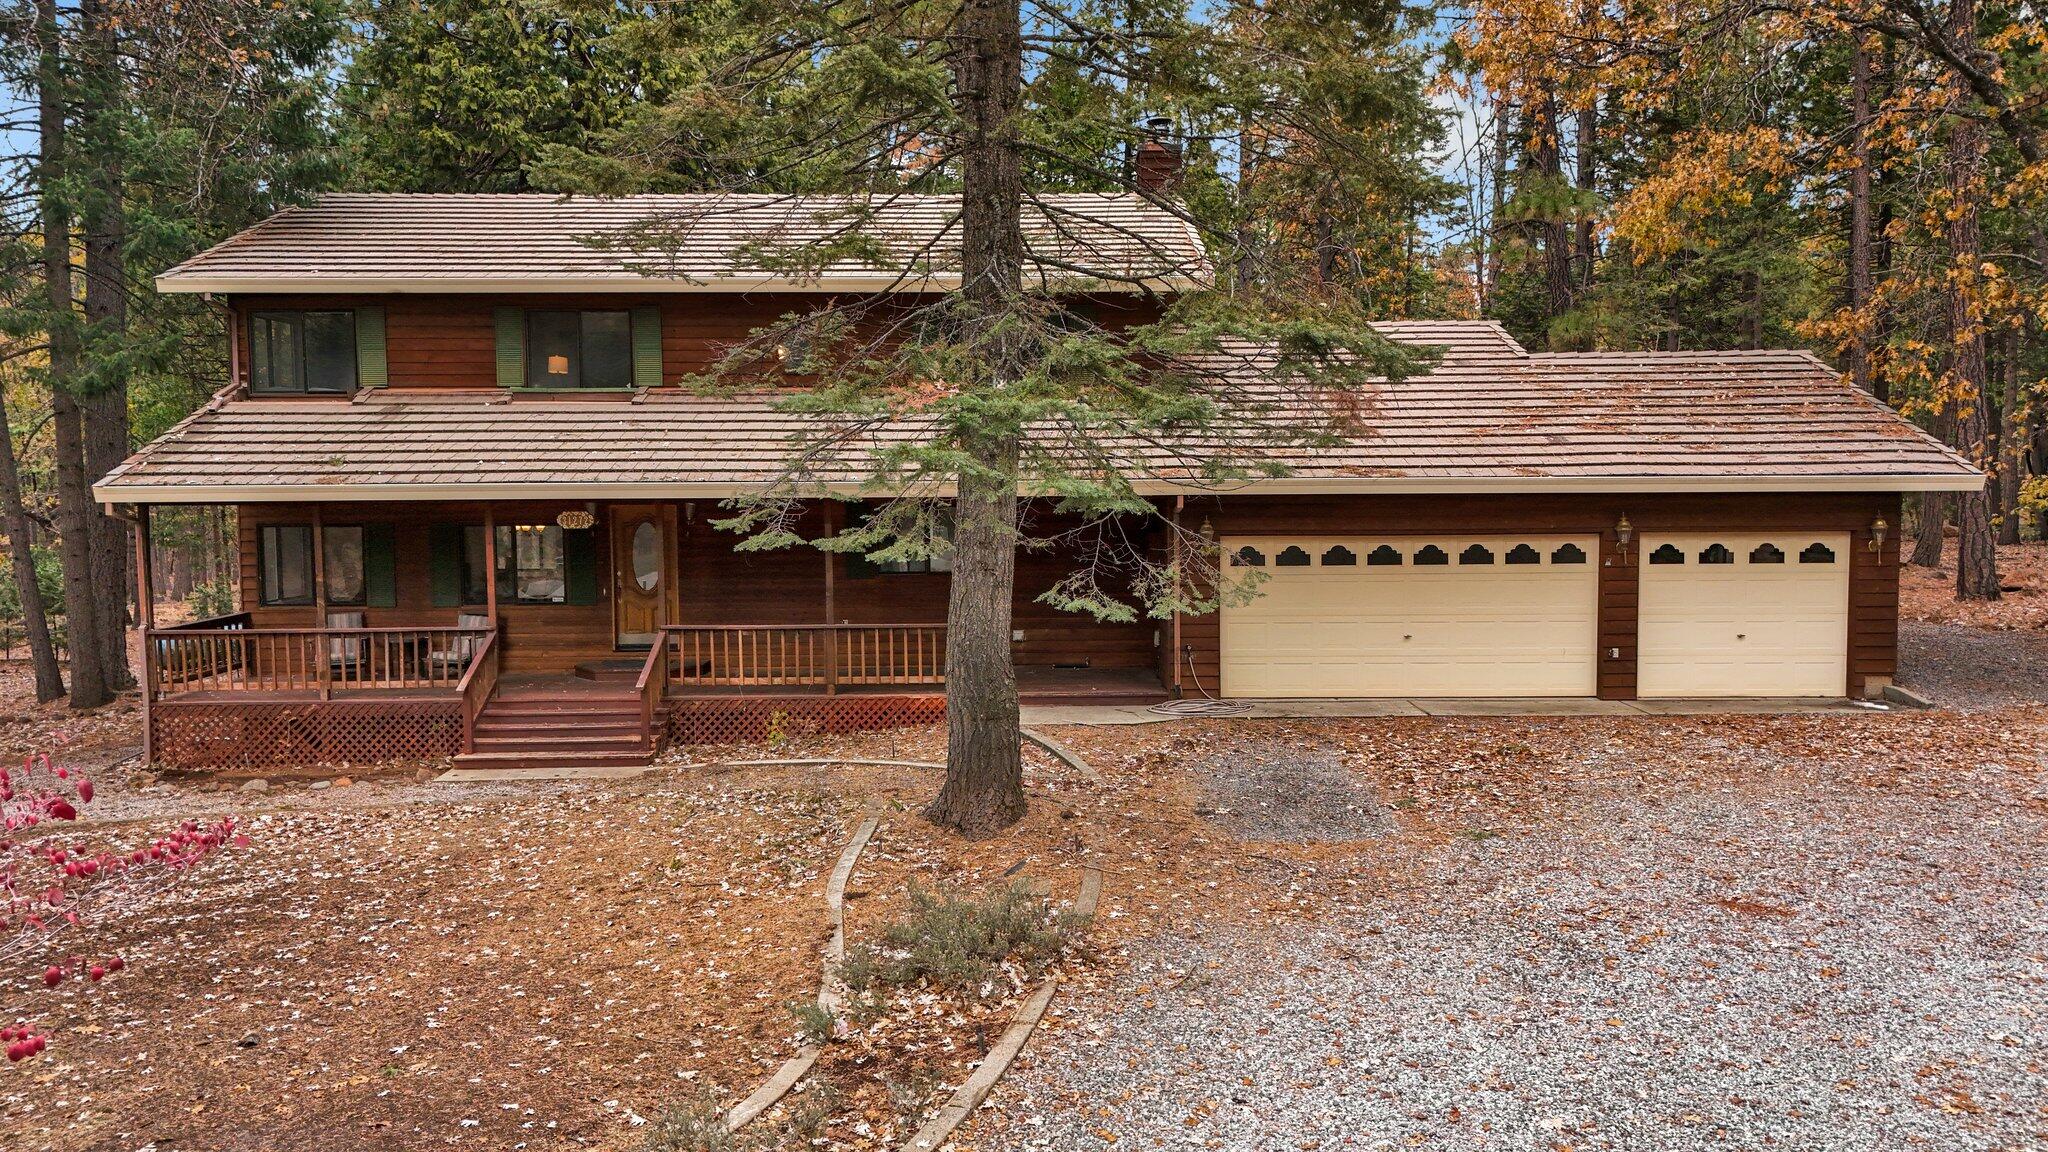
[1179,731,1391,842]
[1897,621,2048,709]
[982,737,2048,1151]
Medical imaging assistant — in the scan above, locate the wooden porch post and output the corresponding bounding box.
[133,506,155,764]
[483,507,499,627]
[313,505,330,700]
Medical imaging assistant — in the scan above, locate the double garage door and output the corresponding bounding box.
[1218,532,1849,699]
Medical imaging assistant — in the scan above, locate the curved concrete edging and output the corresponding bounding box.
[899,863,1104,1152]
[718,757,944,771]
[725,811,879,1132]
[1018,727,1103,785]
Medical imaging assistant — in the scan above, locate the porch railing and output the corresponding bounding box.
[147,624,497,699]
[635,637,669,749]
[663,624,947,693]
[458,631,500,751]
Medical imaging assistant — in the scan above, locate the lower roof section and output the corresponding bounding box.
[95,324,1985,504]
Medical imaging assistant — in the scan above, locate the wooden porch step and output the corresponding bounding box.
[451,749,654,771]
[471,734,648,753]
[474,717,646,739]
[481,698,640,717]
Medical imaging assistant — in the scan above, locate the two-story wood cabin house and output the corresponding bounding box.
[95,190,1982,771]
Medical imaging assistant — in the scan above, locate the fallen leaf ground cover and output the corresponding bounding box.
[1902,540,2048,630]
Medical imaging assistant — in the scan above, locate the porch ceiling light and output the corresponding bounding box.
[556,509,596,530]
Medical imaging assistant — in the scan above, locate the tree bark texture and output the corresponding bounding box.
[82,0,133,689]
[1529,93,1574,332]
[1573,100,1597,291]
[1997,330,2023,544]
[925,0,1027,838]
[38,0,114,709]
[1846,34,1876,395]
[0,393,65,702]
[1944,0,1999,601]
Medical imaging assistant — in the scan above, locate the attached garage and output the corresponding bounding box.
[1218,536,1599,697]
[1637,533,1850,698]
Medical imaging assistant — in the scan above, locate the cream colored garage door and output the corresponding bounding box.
[1219,536,1599,698]
[1638,533,1849,698]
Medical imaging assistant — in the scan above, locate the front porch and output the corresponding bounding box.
[134,499,1173,768]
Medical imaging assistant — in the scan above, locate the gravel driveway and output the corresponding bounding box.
[980,720,2048,1151]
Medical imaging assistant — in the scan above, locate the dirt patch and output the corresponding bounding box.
[1174,728,1390,842]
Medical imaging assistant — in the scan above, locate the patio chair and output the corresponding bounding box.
[325,610,366,681]
[423,612,492,678]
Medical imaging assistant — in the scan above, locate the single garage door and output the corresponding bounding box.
[1637,532,1850,698]
[1219,536,1600,698]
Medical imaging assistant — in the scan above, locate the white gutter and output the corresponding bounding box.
[95,472,1986,505]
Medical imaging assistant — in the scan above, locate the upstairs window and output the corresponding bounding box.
[251,311,357,395]
[527,310,634,389]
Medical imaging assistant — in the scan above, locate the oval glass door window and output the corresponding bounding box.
[632,521,662,590]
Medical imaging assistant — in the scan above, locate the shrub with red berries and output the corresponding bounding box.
[2,752,243,1064]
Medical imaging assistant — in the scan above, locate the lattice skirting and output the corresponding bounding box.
[151,699,465,770]
[666,695,946,746]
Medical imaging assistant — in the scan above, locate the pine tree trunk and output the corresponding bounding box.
[1846,34,1875,395]
[1529,94,1573,331]
[925,0,1027,839]
[1911,492,1947,568]
[1998,330,2023,545]
[81,0,133,690]
[38,0,112,709]
[1945,0,1999,601]
[0,394,65,702]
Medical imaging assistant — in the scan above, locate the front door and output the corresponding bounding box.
[611,505,668,649]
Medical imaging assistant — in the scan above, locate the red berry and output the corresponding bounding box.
[6,1043,25,1063]
[76,780,92,803]
[88,966,105,982]
[43,966,61,987]
[48,799,76,821]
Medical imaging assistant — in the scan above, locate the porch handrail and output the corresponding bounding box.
[148,625,495,699]
[634,638,668,750]
[457,631,500,752]
[662,623,945,693]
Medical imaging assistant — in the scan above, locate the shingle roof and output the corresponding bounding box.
[154,193,1210,293]
[96,321,1981,502]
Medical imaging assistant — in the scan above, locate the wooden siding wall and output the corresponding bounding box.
[1171,491,1903,700]
[240,500,1160,675]
[232,293,1162,391]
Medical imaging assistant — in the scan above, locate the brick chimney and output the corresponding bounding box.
[1134,116,1182,195]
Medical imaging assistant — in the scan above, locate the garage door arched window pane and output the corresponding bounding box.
[1649,543,1685,564]
[1459,544,1495,565]
[1505,544,1541,565]
[1551,543,1588,564]
[1749,543,1785,564]
[1231,546,1266,567]
[1414,545,1449,566]
[1699,543,1734,565]
[1276,546,1312,567]
[1321,545,1357,566]
[1799,542,1837,564]
[1366,545,1402,566]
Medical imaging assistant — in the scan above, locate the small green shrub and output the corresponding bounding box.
[641,1092,737,1152]
[186,579,236,619]
[789,998,835,1045]
[842,880,1075,997]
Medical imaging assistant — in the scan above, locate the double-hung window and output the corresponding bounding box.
[251,311,358,395]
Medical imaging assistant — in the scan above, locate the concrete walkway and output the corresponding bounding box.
[1019,695,1885,726]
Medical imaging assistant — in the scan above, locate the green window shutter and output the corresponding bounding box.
[354,306,388,387]
[630,306,662,388]
[563,527,599,605]
[493,307,525,388]
[365,524,398,607]
[429,524,464,607]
